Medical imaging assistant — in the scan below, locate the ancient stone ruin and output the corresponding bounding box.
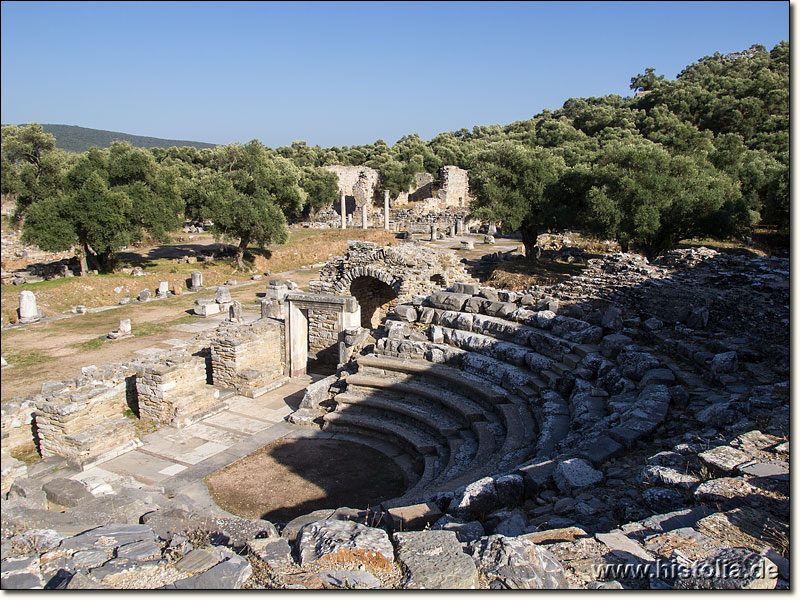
[0,240,790,590]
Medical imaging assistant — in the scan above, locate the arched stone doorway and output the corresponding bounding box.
[349,276,398,329]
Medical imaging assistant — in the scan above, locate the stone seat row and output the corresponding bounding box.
[320,353,541,508]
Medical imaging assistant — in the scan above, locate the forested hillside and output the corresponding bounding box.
[34,124,217,153]
[1,42,788,272]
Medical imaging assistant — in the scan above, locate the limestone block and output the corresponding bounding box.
[18,290,39,323]
[394,530,479,589]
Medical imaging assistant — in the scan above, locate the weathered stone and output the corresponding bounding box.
[18,290,39,323]
[710,351,738,375]
[318,569,382,589]
[672,548,777,589]
[448,477,498,519]
[601,306,623,330]
[247,538,294,570]
[173,555,252,589]
[295,520,393,569]
[394,530,479,589]
[698,446,751,476]
[431,516,485,543]
[638,465,700,490]
[393,305,418,323]
[59,524,157,552]
[174,548,222,573]
[467,535,569,589]
[42,478,93,508]
[214,286,232,304]
[553,458,603,494]
[7,479,48,510]
[641,487,686,513]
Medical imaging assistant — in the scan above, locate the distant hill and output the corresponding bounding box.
[35,124,218,153]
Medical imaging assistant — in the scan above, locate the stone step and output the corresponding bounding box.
[322,411,440,456]
[424,421,498,496]
[389,454,445,507]
[528,376,548,393]
[496,403,532,456]
[356,356,507,406]
[550,362,570,376]
[344,374,492,425]
[574,344,600,358]
[541,370,560,386]
[333,392,463,438]
[562,353,582,368]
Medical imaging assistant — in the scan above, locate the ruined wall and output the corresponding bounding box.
[310,241,474,305]
[323,165,380,203]
[136,355,221,428]
[438,165,472,208]
[34,378,140,469]
[1,399,38,453]
[394,172,435,206]
[210,319,286,397]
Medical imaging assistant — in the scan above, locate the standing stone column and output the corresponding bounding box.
[340,191,346,229]
[361,204,368,230]
[449,224,456,237]
[191,271,203,290]
[430,224,437,241]
[384,190,390,230]
[18,291,39,323]
[457,218,464,236]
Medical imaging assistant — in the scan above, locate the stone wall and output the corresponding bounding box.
[210,319,286,397]
[1,398,38,453]
[307,307,341,364]
[438,166,472,208]
[34,378,141,469]
[136,355,223,428]
[394,173,435,206]
[310,241,474,306]
[323,165,380,205]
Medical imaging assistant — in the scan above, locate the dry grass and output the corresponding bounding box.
[1,228,396,318]
[252,228,396,274]
[480,257,586,290]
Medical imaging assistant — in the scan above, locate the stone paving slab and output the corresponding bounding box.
[181,422,250,446]
[101,451,180,486]
[225,397,291,422]
[202,412,274,435]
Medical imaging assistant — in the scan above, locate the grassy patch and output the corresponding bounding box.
[10,443,41,465]
[2,349,55,368]
[74,336,106,351]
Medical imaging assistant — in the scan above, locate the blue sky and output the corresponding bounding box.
[0,1,788,148]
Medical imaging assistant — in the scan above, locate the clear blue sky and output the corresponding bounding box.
[0,1,789,148]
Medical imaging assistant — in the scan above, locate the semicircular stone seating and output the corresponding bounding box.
[318,282,679,515]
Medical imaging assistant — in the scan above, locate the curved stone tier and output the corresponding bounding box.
[302,284,684,520]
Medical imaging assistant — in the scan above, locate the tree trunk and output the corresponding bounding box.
[78,248,89,277]
[235,236,249,270]
[520,224,539,260]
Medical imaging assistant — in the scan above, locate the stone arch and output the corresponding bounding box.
[336,267,402,329]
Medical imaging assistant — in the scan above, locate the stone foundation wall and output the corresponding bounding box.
[34,379,139,468]
[1,399,38,453]
[136,354,221,428]
[438,166,472,208]
[210,319,286,397]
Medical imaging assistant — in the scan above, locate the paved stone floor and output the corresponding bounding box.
[64,375,319,513]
